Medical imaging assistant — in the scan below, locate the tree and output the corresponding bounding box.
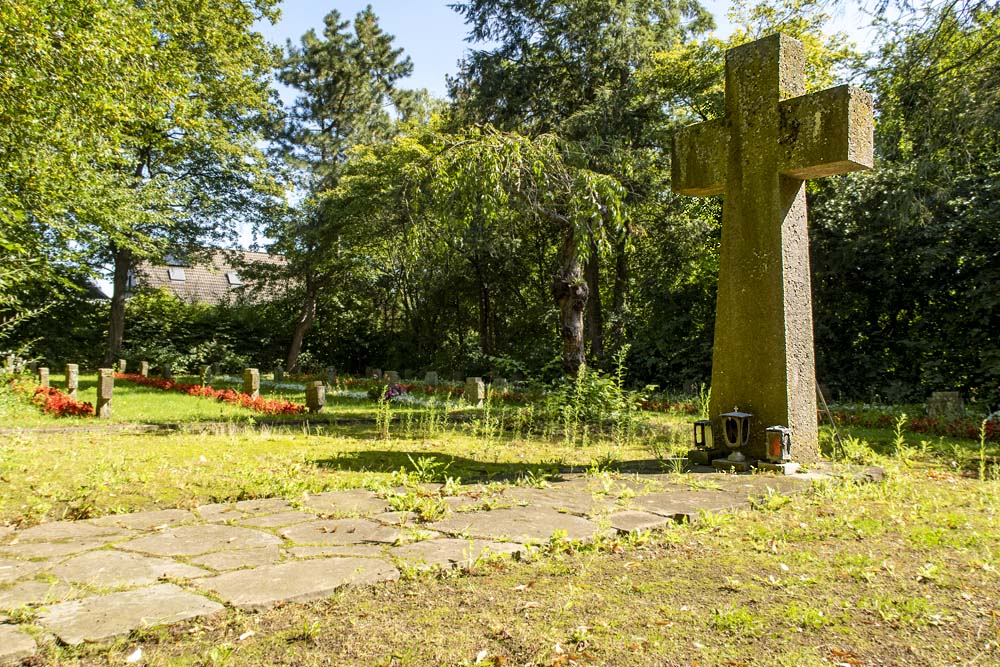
[272,7,414,370]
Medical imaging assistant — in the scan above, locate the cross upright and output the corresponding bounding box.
[672,34,873,463]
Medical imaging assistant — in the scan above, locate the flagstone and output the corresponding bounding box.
[11,521,127,543]
[86,509,197,531]
[119,525,281,557]
[0,625,36,664]
[608,511,674,534]
[427,506,604,543]
[48,550,210,587]
[390,538,525,570]
[0,580,75,611]
[500,487,619,516]
[196,558,399,611]
[278,519,403,545]
[236,511,315,528]
[0,559,43,584]
[301,490,389,516]
[36,583,224,646]
[190,547,282,572]
[286,544,386,559]
[196,503,248,523]
[0,537,122,561]
[233,498,295,516]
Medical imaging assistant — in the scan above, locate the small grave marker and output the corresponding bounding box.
[97,369,114,419]
[306,381,325,414]
[243,369,260,399]
[384,371,400,384]
[325,367,337,385]
[161,363,173,380]
[4,354,13,374]
[464,377,485,407]
[274,366,284,383]
[65,364,79,399]
[37,367,49,388]
[424,371,439,386]
[118,359,127,374]
[140,361,149,378]
[927,392,964,420]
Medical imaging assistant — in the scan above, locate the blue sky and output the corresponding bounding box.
[258,1,877,102]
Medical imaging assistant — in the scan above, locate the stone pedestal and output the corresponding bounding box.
[65,364,79,399]
[97,369,114,419]
[424,371,439,386]
[464,377,485,407]
[306,381,325,414]
[243,369,260,399]
[38,367,49,388]
[140,361,149,378]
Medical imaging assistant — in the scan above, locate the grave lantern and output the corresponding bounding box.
[764,426,792,463]
[693,420,713,449]
[720,410,752,450]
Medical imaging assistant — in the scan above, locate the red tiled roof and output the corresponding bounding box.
[132,250,287,305]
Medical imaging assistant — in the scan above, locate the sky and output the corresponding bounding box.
[257,0,878,102]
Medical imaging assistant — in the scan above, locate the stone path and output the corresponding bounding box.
[0,465,874,662]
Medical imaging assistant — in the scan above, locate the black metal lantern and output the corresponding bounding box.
[693,420,713,449]
[764,426,792,462]
[720,410,752,450]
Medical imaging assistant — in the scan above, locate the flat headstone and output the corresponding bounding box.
[608,511,674,534]
[390,539,525,570]
[86,509,197,531]
[119,525,281,557]
[0,580,75,611]
[48,550,210,587]
[428,506,604,543]
[190,546,282,572]
[0,625,37,664]
[278,519,402,546]
[0,559,43,584]
[196,558,399,612]
[302,490,389,516]
[37,583,224,646]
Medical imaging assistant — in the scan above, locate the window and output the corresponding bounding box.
[167,268,186,282]
[226,272,243,286]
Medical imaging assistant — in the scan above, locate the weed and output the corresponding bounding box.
[708,603,763,636]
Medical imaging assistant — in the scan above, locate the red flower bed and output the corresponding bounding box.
[116,373,306,415]
[32,386,95,417]
[832,410,1000,442]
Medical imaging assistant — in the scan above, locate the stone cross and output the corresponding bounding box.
[65,364,79,399]
[140,360,149,378]
[464,377,485,407]
[37,367,49,388]
[306,381,325,413]
[243,368,260,399]
[672,34,873,462]
[97,368,114,419]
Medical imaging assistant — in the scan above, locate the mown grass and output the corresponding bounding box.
[3,376,999,665]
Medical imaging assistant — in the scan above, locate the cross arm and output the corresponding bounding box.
[778,85,874,180]
[672,118,729,197]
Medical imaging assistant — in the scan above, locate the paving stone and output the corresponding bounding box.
[11,521,126,543]
[37,583,224,646]
[608,511,674,534]
[302,490,389,516]
[501,487,619,516]
[86,509,197,531]
[48,550,210,587]
[0,580,75,611]
[278,519,402,546]
[428,506,604,543]
[442,496,486,512]
[190,547,282,572]
[0,559,43,584]
[196,503,247,523]
[237,511,315,529]
[0,625,36,664]
[119,525,281,557]
[390,539,525,570]
[286,545,385,559]
[233,498,295,516]
[372,511,419,525]
[196,558,399,611]
[0,537,121,561]
[631,490,749,521]
[0,526,13,541]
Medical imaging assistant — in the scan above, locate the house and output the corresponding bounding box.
[130,250,287,305]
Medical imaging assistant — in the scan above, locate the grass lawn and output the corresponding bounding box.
[2,377,998,665]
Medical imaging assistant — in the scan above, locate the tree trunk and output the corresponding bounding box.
[477,266,494,357]
[552,234,588,376]
[584,236,603,365]
[609,236,629,354]
[286,278,318,372]
[103,244,133,366]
